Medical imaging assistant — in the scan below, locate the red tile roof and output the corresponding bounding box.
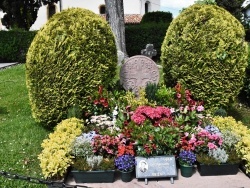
[100,14,142,24]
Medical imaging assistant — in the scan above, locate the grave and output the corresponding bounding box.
[141,44,157,59]
[119,55,160,95]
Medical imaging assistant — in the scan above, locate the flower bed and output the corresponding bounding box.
[38,84,250,182]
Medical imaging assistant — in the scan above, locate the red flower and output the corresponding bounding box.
[98,85,103,95]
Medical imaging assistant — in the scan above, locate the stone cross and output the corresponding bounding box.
[141,44,157,59]
[120,55,160,96]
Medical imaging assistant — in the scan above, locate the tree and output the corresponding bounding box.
[215,0,245,21]
[0,0,60,30]
[105,0,127,58]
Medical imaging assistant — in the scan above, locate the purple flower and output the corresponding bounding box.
[115,155,135,172]
[179,150,196,166]
[205,125,220,135]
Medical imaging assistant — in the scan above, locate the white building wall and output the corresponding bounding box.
[0,0,161,31]
[62,0,105,14]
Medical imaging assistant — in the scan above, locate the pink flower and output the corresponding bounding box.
[131,106,172,125]
[189,105,195,111]
[188,134,197,144]
[207,142,217,149]
[197,105,204,112]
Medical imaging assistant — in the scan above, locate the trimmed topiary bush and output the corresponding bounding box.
[26,8,117,127]
[161,4,248,112]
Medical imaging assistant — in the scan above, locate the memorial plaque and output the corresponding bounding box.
[120,55,160,95]
[135,156,177,184]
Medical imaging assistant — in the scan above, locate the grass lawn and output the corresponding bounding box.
[0,64,49,187]
[0,64,250,187]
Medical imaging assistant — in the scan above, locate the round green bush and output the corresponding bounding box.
[26,8,117,126]
[161,4,248,112]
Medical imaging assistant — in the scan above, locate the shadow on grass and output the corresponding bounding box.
[0,107,8,114]
[227,105,250,128]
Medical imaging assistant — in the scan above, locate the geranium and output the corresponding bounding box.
[85,86,113,117]
[92,134,135,158]
[117,135,135,157]
[115,154,136,172]
[92,135,120,157]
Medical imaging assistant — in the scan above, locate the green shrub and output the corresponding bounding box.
[213,116,250,172]
[26,8,117,127]
[125,22,170,61]
[239,44,250,106]
[0,31,36,63]
[38,118,84,179]
[161,4,248,112]
[140,11,173,24]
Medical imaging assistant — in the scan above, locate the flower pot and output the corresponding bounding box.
[71,169,115,183]
[120,170,134,182]
[179,164,194,177]
[197,163,239,176]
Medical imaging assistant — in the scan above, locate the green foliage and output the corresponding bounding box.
[213,116,250,172]
[145,83,158,103]
[140,11,173,24]
[129,120,180,156]
[239,44,250,106]
[0,31,36,63]
[215,0,245,22]
[1,0,40,30]
[161,4,248,113]
[38,118,84,179]
[123,89,154,111]
[195,0,217,5]
[72,157,115,171]
[67,104,83,119]
[26,8,117,127]
[214,108,227,117]
[155,85,176,107]
[125,22,170,61]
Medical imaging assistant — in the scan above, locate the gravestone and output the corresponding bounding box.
[141,44,157,59]
[135,156,177,185]
[119,55,160,95]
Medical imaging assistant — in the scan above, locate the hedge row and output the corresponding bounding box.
[125,22,170,61]
[0,31,37,63]
[0,22,170,63]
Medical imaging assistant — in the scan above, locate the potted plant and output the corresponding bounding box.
[194,125,241,176]
[115,154,136,182]
[178,150,196,177]
[70,131,116,183]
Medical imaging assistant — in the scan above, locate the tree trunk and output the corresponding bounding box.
[105,0,127,58]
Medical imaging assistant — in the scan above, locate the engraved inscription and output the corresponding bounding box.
[120,55,160,95]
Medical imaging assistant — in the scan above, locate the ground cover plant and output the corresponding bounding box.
[0,64,48,187]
